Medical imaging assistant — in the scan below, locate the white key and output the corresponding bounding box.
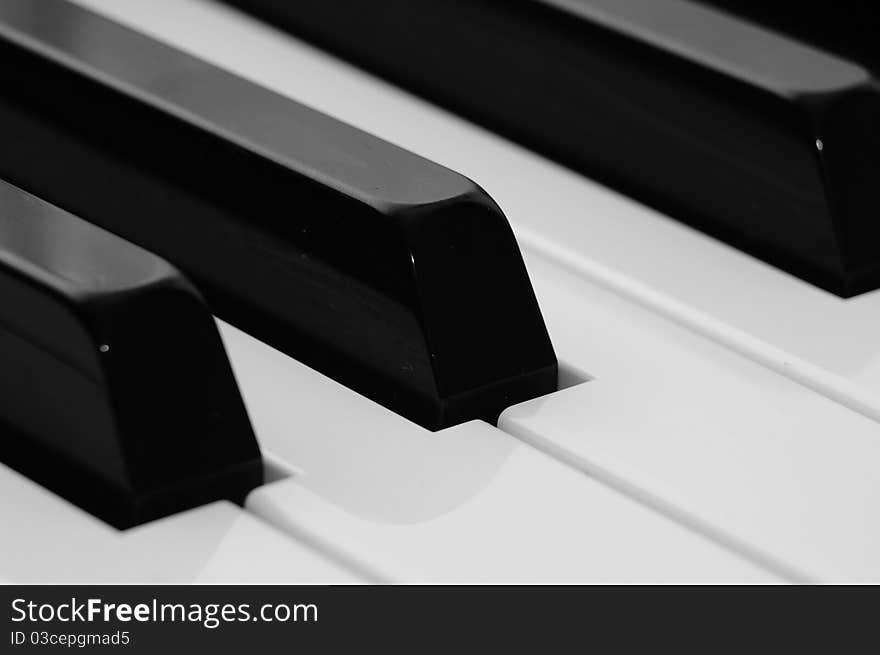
[500,255,880,583]
[220,322,778,583]
[0,463,362,583]
[68,0,880,425]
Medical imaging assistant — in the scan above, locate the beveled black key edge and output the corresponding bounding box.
[0,178,263,528]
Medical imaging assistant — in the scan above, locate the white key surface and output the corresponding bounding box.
[68,0,880,425]
[0,463,362,583]
[220,322,777,583]
[501,255,880,583]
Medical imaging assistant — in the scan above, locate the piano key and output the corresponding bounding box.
[80,0,880,432]
[698,1,879,71]
[219,322,779,583]
[0,462,362,583]
[0,0,556,431]
[499,252,880,582]
[221,0,880,297]
[0,178,261,528]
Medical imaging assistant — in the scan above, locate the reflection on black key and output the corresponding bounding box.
[699,1,880,72]
[224,0,880,297]
[0,179,262,528]
[0,0,556,430]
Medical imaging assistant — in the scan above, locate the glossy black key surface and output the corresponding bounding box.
[0,0,557,430]
[0,179,262,528]
[224,0,880,297]
[699,1,880,73]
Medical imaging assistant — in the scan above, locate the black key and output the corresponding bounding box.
[699,1,880,73]
[0,0,557,430]
[0,179,262,528]
[223,0,880,297]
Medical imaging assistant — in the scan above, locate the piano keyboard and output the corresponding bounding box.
[2,0,879,583]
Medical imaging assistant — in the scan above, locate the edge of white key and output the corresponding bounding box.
[0,462,364,583]
[501,378,880,583]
